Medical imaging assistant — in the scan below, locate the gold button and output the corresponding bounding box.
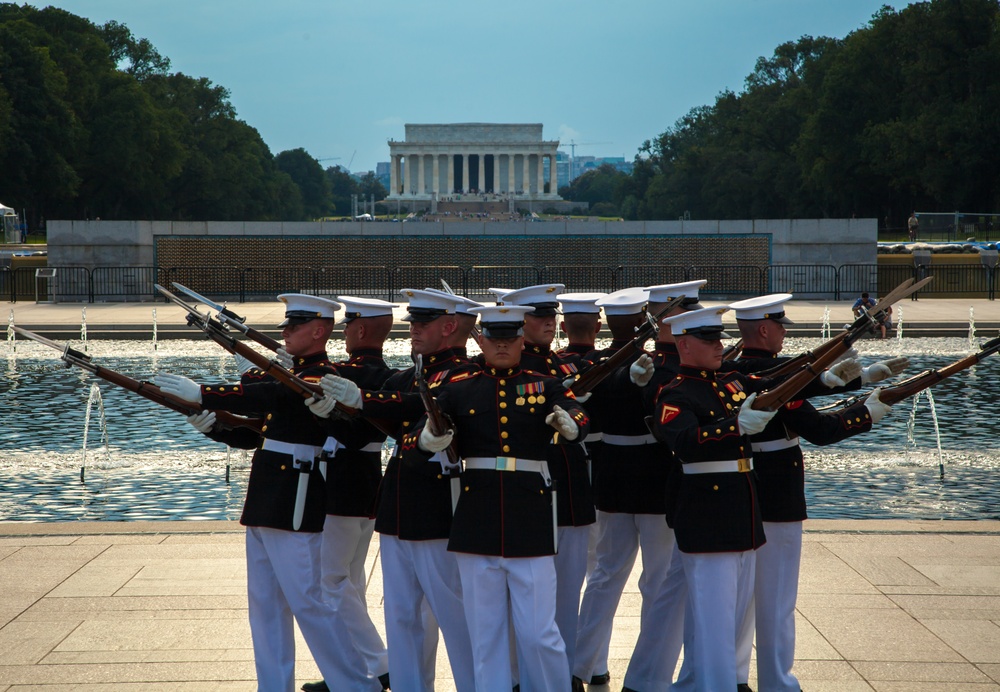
[702,432,708,437]
[500,402,507,408]
[499,379,506,385]
[529,408,535,413]
[716,429,721,434]
[261,425,268,432]
[713,485,719,491]
[465,486,470,491]
[501,416,508,424]
[280,465,286,471]
[499,391,506,397]
[501,431,509,439]
[437,474,443,479]
[729,426,735,431]
[709,410,715,416]
[266,414,273,420]
[503,445,510,453]
[469,409,475,414]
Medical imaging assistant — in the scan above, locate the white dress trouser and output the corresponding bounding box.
[379,535,476,692]
[754,521,803,692]
[675,549,756,692]
[245,526,377,691]
[573,512,673,681]
[624,540,686,692]
[456,552,569,692]
[321,514,388,679]
[553,524,590,674]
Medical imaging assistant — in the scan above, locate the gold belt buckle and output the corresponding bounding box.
[738,457,751,473]
[496,456,516,471]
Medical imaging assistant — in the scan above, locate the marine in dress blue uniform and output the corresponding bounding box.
[157,294,381,692]
[502,283,596,678]
[316,289,478,692]
[403,304,592,692]
[728,294,897,692]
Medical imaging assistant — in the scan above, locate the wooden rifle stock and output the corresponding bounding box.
[568,294,687,397]
[722,339,744,361]
[11,326,262,433]
[876,335,1000,406]
[414,354,460,465]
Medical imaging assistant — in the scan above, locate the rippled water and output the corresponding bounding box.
[2,335,998,522]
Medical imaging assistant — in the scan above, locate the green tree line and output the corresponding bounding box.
[0,4,385,226]
[560,0,1000,228]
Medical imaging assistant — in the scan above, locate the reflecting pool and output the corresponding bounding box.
[2,336,998,522]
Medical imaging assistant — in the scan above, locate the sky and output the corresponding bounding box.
[30,0,905,173]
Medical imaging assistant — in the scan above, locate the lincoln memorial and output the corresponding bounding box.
[387,123,562,203]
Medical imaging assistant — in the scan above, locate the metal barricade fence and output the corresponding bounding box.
[91,266,160,302]
[241,267,320,298]
[540,265,616,293]
[915,264,992,296]
[767,265,837,297]
[48,266,92,302]
[690,265,765,297]
[393,266,465,299]
[6,267,38,302]
[836,264,880,299]
[614,265,688,290]
[467,266,541,301]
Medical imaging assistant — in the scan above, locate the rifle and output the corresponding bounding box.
[12,326,263,433]
[414,353,460,466]
[568,294,687,397]
[827,335,1000,409]
[439,278,482,340]
[170,281,282,351]
[754,276,934,380]
[156,283,342,406]
[722,339,744,361]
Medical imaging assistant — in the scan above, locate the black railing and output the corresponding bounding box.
[1,262,964,302]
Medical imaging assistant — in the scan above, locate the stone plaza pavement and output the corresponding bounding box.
[0,519,999,691]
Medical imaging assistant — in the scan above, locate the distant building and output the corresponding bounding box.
[386,123,562,201]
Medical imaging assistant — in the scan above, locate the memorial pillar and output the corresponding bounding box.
[462,153,470,193]
[447,151,455,194]
[537,154,545,195]
[478,154,486,194]
[508,154,516,195]
[432,154,440,195]
[522,154,530,194]
[493,154,500,195]
[390,155,397,196]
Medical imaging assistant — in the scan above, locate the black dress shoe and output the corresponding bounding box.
[301,681,328,692]
[591,672,610,685]
[378,672,391,691]
[572,676,585,692]
[737,685,755,692]
[621,687,639,692]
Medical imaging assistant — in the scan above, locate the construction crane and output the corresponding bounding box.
[561,140,612,181]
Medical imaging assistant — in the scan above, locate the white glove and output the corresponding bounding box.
[737,392,777,435]
[545,405,580,441]
[563,376,591,404]
[629,354,654,387]
[319,375,363,408]
[864,387,891,424]
[418,426,455,453]
[155,373,203,404]
[861,356,909,384]
[186,410,216,433]
[233,354,255,374]
[834,347,859,364]
[276,347,294,370]
[305,395,336,419]
[820,358,862,388]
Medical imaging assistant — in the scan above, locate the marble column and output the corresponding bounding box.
[508,154,516,194]
[390,155,398,196]
[462,153,470,193]
[432,155,440,195]
[537,154,545,195]
[493,155,500,195]
[478,154,486,194]
[522,154,530,194]
[417,154,425,195]
[447,152,455,194]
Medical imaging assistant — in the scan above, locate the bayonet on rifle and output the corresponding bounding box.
[12,326,262,433]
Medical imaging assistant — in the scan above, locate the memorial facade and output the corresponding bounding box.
[387,123,562,201]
